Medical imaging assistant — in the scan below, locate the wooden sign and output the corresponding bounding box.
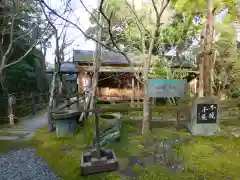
[8,94,16,106]
[148,79,187,98]
[197,104,218,124]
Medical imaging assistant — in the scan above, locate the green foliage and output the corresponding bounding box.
[172,0,237,19]
[149,57,169,78]
[0,0,50,93]
[1,50,48,93]
[86,0,162,53]
[87,0,238,97]
[213,21,238,96]
[86,0,199,57]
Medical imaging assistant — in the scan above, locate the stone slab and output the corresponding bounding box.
[0,136,19,140]
[4,130,30,134]
[24,133,34,140]
[188,96,220,136]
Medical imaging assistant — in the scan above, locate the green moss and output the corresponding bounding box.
[131,165,195,180]
[0,140,33,154]
[32,128,121,180]
[32,120,240,180]
[98,103,179,118]
[82,115,108,146]
[181,136,240,179]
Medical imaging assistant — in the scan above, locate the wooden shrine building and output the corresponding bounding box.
[73,50,144,101]
[73,49,199,101]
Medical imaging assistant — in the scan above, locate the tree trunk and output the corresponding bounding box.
[141,21,160,135]
[142,58,150,134]
[238,0,240,15]
[204,0,214,96]
[79,92,91,122]
[198,56,204,97]
[47,71,57,132]
[90,2,103,110]
[90,69,100,110]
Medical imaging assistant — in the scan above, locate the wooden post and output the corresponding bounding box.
[76,92,80,109]
[45,93,49,104]
[95,111,101,158]
[8,105,14,125]
[149,98,152,131]
[83,95,87,122]
[31,92,36,115]
[47,107,53,131]
[176,98,180,131]
[8,94,15,125]
[25,93,29,104]
[66,97,70,109]
[131,77,135,108]
[137,80,140,107]
[53,98,56,109]
[65,91,70,109]
[38,93,43,103]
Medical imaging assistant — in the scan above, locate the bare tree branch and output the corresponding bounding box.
[39,0,143,83]
[78,0,103,29]
[13,24,39,43]
[124,0,151,35]
[98,0,143,83]
[39,0,115,52]
[151,0,159,18]
[1,15,15,68]
[146,0,170,64]
[4,25,50,68]
[142,0,171,134]
[124,0,147,53]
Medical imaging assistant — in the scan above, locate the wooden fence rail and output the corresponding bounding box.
[0,92,49,124]
[52,92,85,112]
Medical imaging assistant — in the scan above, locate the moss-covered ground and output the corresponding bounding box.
[0,140,33,154]
[31,117,240,180]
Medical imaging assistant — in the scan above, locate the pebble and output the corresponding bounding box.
[0,148,60,180]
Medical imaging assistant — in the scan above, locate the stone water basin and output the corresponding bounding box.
[52,110,81,138]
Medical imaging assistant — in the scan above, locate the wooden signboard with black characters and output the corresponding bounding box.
[197,104,218,124]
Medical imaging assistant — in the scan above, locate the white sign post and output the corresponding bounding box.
[8,94,16,125]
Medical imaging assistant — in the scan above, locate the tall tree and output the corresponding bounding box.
[0,0,51,93]
[39,0,75,132]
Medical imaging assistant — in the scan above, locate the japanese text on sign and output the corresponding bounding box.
[197,104,218,124]
[148,79,187,98]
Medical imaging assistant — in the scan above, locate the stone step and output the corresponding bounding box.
[0,136,19,140]
[24,133,34,140]
[0,130,30,134]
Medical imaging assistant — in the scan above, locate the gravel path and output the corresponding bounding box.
[0,148,60,180]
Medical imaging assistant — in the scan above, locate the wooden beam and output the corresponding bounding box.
[137,80,140,107]
[131,77,135,107]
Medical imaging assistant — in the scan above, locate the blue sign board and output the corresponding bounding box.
[148,79,187,98]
